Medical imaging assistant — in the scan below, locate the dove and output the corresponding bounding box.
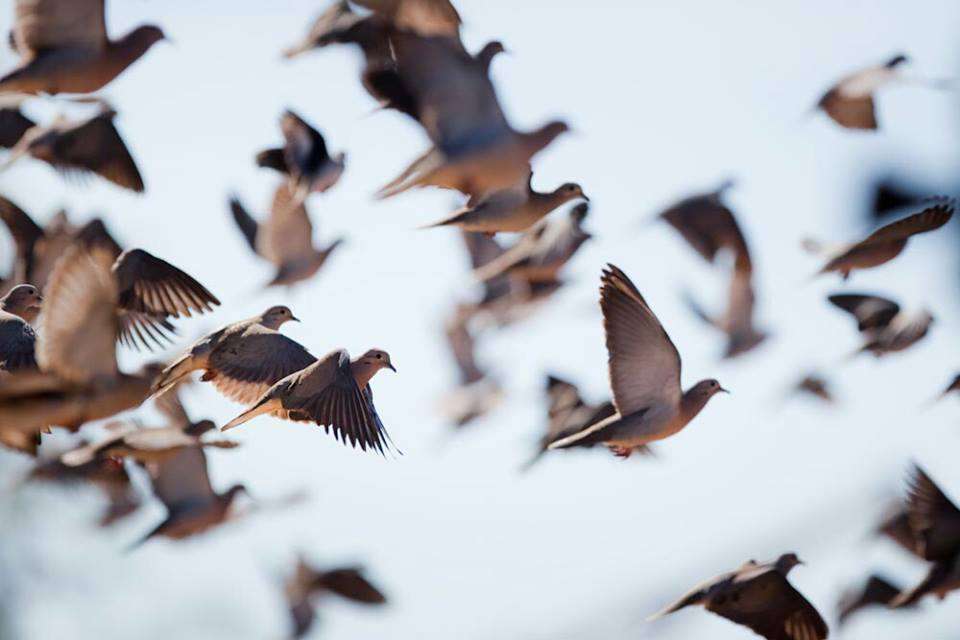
[0,196,78,290]
[808,200,954,279]
[684,268,768,359]
[472,202,592,283]
[816,54,908,130]
[1,105,146,192]
[0,283,42,323]
[791,374,834,404]
[837,574,905,625]
[256,110,345,204]
[29,456,140,526]
[133,445,247,546]
[221,348,397,455]
[0,284,41,372]
[523,374,653,471]
[438,304,502,428]
[548,265,727,458]
[828,293,933,357]
[0,245,163,434]
[422,169,587,234]
[286,558,387,639]
[229,184,344,288]
[151,305,314,405]
[648,553,828,640]
[0,103,34,148]
[0,0,166,96]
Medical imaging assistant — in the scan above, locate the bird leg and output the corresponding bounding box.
[609,445,633,459]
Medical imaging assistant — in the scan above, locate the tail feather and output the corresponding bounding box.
[547,421,609,450]
[150,355,199,399]
[221,397,279,432]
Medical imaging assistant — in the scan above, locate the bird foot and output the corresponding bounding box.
[609,445,633,459]
[200,370,217,382]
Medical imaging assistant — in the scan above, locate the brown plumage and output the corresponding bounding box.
[816,54,908,130]
[936,373,960,401]
[649,553,828,640]
[828,293,933,357]
[151,306,314,406]
[4,106,145,192]
[286,558,387,639]
[811,200,954,279]
[792,374,834,404]
[437,304,501,428]
[836,575,904,624]
[29,456,140,526]
[0,282,42,323]
[0,284,41,372]
[255,110,345,203]
[229,184,344,287]
[0,104,35,148]
[221,348,397,455]
[0,0,166,95]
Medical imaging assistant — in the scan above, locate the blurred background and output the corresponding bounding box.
[1,1,960,638]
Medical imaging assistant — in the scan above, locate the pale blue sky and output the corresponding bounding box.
[2,1,960,639]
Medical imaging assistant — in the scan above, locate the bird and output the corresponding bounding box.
[285,557,387,639]
[790,374,835,404]
[229,184,344,288]
[0,102,35,148]
[806,200,954,279]
[522,374,653,471]
[1,105,145,192]
[0,244,163,434]
[133,445,246,546]
[0,283,43,324]
[221,348,397,455]
[828,293,933,357]
[548,265,727,458]
[0,284,41,372]
[256,110,345,205]
[437,304,502,428]
[0,0,166,96]
[376,30,568,200]
[151,306,315,406]
[648,553,828,640]
[29,456,140,526]
[472,201,592,283]
[816,54,909,130]
[0,195,76,290]
[836,574,905,625]
[421,169,587,234]
[684,268,768,359]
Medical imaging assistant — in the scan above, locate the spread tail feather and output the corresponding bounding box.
[221,397,280,432]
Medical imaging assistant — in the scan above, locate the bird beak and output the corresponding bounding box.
[290,315,301,322]
[719,386,731,394]
[387,363,397,372]
[580,194,591,202]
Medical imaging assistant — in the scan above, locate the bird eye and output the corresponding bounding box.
[376,354,382,359]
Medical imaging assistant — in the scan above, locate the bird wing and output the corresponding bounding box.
[725,268,758,335]
[0,195,43,277]
[461,230,511,303]
[660,192,751,269]
[837,575,900,623]
[650,569,737,619]
[228,196,260,254]
[313,567,387,604]
[827,293,899,332]
[0,312,37,371]
[355,0,461,39]
[278,349,393,454]
[74,218,123,257]
[122,426,196,451]
[112,248,219,319]
[153,383,192,430]
[0,106,36,149]
[280,110,330,174]
[208,326,316,405]
[260,183,316,264]
[36,244,118,384]
[860,201,954,245]
[444,308,483,384]
[59,421,133,466]
[819,91,877,130]
[51,111,144,192]
[905,465,960,561]
[148,446,216,512]
[14,0,107,54]
[599,264,682,415]
[283,0,364,57]
[711,570,828,640]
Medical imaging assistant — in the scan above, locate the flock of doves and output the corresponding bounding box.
[0,0,959,639]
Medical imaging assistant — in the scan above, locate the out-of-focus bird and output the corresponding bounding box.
[935,373,960,401]
[29,456,140,526]
[256,110,345,205]
[837,574,905,625]
[648,553,828,640]
[0,245,162,434]
[133,445,246,546]
[471,201,592,283]
[790,374,835,404]
[286,557,387,639]
[422,169,587,234]
[221,348,397,455]
[0,0,166,96]
[869,178,927,220]
[0,196,76,290]
[0,284,41,372]
[888,466,960,607]
[0,103,35,148]
[548,265,727,458]
[229,184,344,288]
[828,293,933,357]
[151,306,314,405]
[1,105,146,192]
[816,54,909,130]
[437,304,502,428]
[523,374,653,471]
[806,200,954,279]
[684,268,767,359]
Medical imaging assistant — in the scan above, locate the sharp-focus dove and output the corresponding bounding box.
[828,293,933,356]
[256,110,345,205]
[221,348,397,455]
[649,553,828,640]
[816,54,908,130]
[286,557,387,639]
[151,305,314,405]
[0,0,166,95]
[548,265,727,458]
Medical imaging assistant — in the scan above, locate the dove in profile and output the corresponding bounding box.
[837,574,905,625]
[256,110,345,205]
[828,293,933,357]
[816,54,909,130]
[286,557,387,638]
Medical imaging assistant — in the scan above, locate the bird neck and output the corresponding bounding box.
[679,388,712,422]
[350,358,384,388]
[109,27,161,69]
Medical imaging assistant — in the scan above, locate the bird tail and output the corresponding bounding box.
[375,148,436,200]
[150,355,199,399]
[646,592,702,621]
[547,421,609,450]
[517,448,546,474]
[221,397,280,432]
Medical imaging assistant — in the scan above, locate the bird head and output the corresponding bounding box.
[555,182,589,204]
[885,53,909,68]
[185,419,216,437]
[129,25,168,49]
[1,284,43,321]
[775,553,804,573]
[260,305,300,329]
[691,379,730,400]
[358,349,397,373]
[225,484,248,505]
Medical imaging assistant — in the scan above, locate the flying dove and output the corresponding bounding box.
[29,456,140,526]
[816,54,908,130]
[256,110,345,205]
[828,293,933,357]
[684,268,768,359]
[437,304,502,428]
[286,558,387,639]
[523,374,653,471]
[0,284,41,372]
[133,445,246,546]
[229,184,344,288]
[837,574,905,625]
[889,465,960,607]
[0,0,166,95]
[870,178,926,219]
[220,348,397,454]
[808,200,954,279]
[472,202,592,283]
[0,245,162,434]
[790,374,834,404]
[0,103,34,148]
[421,168,587,234]
[648,553,828,640]
[548,265,727,458]
[376,31,568,201]
[151,305,314,406]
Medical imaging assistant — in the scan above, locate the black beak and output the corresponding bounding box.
[291,315,301,322]
[719,386,731,394]
[387,363,397,372]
